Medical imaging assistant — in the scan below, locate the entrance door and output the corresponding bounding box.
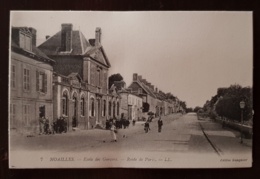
[39,105,46,118]
[128,105,132,120]
[72,95,77,127]
[97,99,100,123]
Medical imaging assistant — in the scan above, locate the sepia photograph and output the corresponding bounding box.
[9,11,253,168]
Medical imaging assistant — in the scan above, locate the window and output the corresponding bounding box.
[36,71,47,93]
[80,97,85,116]
[113,102,116,118]
[72,94,77,117]
[23,68,30,91]
[108,101,111,116]
[23,105,30,125]
[103,100,106,116]
[11,65,16,88]
[62,91,68,116]
[20,32,32,51]
[129,96,131,105]
[10,104,16,126]
[97,70,101,87]
[39,105,45,118]
[91,98,95,117]
[138,88,142,94]
[117,102,120,116]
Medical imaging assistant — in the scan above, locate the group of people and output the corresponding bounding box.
[144,117,163,133]
[39,116,68,135]
[107,116,164,142]
[39,117,52,135]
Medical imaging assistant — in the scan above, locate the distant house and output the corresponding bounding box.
[128,73,177,118]
[38,24,114,129]
[119,89,143,121]
[10,27,55,134]
[128,73,158,116]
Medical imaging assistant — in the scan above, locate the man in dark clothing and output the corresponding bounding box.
[158,118,163,132]
[144,121,150,133]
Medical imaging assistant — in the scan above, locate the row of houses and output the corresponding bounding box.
[10,23,183,135]
[117,73,183,122]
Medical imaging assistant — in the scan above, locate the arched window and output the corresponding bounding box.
[62,91,68,116]
[103,100,106,116]
[113,102,116,118]
[117,102,120,116]
[91,98,95,116]
[72,93,77,117]
[108,101,111,116]
[80,97,85,116]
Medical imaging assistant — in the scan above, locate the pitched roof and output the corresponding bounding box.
[129,80,157,98]
[11,27,54,65]
[38,31,91,55]
[83,44,111,68]
[38,28,111,68]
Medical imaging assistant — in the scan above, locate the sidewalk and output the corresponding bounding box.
[199,117,252,155]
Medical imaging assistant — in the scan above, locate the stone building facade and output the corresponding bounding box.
[10,27,55,134]
[119,90,143,121]
[39,24,116,130]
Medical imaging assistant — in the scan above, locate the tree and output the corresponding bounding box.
[194,106,202,113]
[108,73,123,89]
[186,108,193,113]
[179,101,187,111]
[215,85,252,122]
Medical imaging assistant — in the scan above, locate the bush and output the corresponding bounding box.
[209,111,217,120]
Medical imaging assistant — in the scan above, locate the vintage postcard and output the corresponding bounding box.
[9,11,253,168]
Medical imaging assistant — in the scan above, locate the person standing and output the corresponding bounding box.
[110,122,117,142]
[39,117,44,135]
[144,121,150,133]
[158,117,163,133]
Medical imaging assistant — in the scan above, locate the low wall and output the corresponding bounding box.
[197,113,253,139]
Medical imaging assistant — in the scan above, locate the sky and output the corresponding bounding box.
[10,11,253,108]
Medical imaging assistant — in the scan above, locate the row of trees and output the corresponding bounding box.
[202,84,253,122]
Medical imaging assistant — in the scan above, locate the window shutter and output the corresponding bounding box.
[36,71,39,91]
[13,104,16,115]
[23,69,26,90]
[44,73,47,93]
[27,70,30,90]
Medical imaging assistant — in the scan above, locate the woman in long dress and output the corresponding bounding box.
[110,122,117,142]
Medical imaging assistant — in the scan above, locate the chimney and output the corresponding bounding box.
[151,85,155,91]
[142,79,147,85]
[61,23,73,51]
[155,88,158,93]
[133,73,138,81]
[28,27,37,46]
[138,75,142,81]
[45,35,50,40]
[95,27,101,46]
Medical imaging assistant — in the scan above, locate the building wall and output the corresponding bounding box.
[53,76,89,130]
[146,95,157,114]
[128,94,142,121]
[120,93,142,121]
[88,59,108,95]
[107,95,120,120]
[10,52,53,134]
